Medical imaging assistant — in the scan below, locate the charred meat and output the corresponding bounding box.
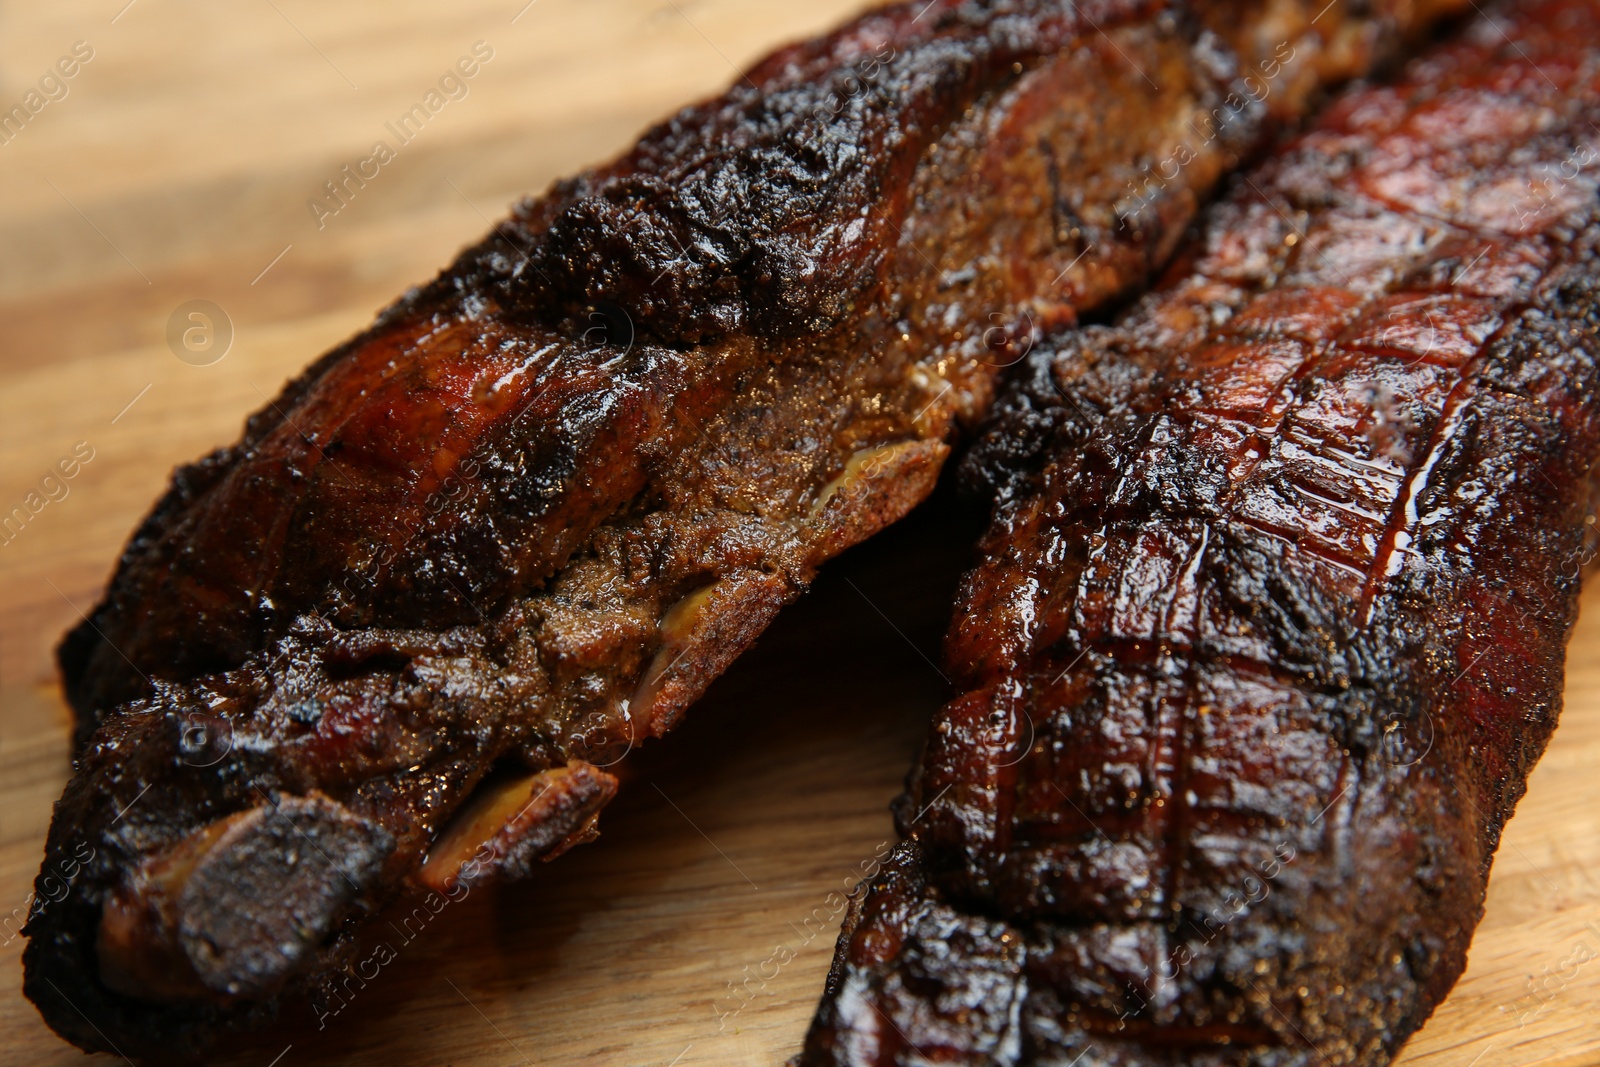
[26,0,1457,1057]
[801,0,1600,1063]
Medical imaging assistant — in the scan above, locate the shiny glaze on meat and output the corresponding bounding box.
[801,1,1600,1062]
[27,0,1454,1058]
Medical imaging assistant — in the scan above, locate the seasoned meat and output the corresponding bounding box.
[798,1,1600,1064]
[26,0,1456,1059]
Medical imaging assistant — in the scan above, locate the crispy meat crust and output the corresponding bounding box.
[799,2,1600,1064]
[29,0,1455,1058]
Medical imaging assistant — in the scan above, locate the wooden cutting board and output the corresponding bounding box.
[2,2,1598,1064]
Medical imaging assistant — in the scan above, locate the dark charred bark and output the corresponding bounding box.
[801,0,1600,1062]
[26,0,1459,1058]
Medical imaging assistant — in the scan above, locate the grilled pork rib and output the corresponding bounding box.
[26,0,1456,1058]
[800,1,1600,1064]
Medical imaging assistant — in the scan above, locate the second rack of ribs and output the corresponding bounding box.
[802,0,1600,1063]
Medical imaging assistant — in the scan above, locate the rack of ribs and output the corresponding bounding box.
[799,0,1600,1063]
[25,0,1460,1058]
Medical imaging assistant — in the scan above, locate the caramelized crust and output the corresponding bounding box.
[28,0,1456,1058]
[802,1,1600,1063]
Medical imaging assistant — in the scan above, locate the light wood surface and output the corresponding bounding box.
[2,2,1598,1064]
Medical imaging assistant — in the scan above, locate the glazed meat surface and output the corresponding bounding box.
[801,1,1600,1063]
[26,0,1454,1058]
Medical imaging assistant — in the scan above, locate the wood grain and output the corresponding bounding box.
[1,2,1597,1063]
